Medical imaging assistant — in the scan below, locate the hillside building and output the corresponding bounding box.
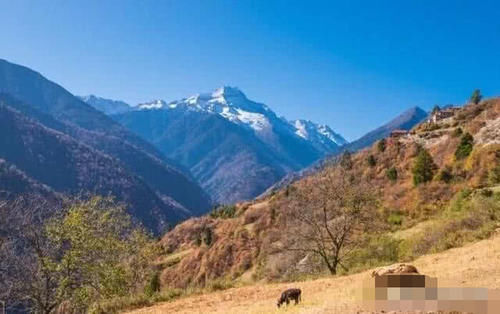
[390,129,409,138]
[428,107,459,123]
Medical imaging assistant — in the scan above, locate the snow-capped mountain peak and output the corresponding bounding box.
[134,87,346,153]
[137,99,167,110]
[212,86,246,100]
[144,87,273,134]
[292,119,347,147]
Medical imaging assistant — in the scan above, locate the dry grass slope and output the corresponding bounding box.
[155,98,499,290]
[127,231,500,313]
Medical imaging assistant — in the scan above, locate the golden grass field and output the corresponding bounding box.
[126,230,500,313]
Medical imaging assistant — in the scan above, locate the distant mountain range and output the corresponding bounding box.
[261,106,429,195]
[79,89,428,204]
[0,59,211,233]
[82,87,347,203]
[78,94,131,115]
[345,106,428,151]
[0,57,430,231]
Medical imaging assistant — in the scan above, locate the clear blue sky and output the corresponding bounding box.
[1,0,499,140]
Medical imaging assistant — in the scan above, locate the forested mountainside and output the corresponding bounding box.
[0,98,187,231]
[0,59,211,232]
[110,87,346,204]
[154,97,499,289]
[114,108,288,204]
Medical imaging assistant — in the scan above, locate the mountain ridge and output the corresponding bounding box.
[0,98,184,231]
[0,59,212,231]
[108,87,346,203]
[346,106,428,151]
[153,96,500,290]
[78,95,132,115]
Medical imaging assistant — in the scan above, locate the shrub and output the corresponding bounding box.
[144,272,161,297]
[386,167,398,182]
[437,166,453,183]
[449,188,472,212]
[340,150,353,170]
[285,185,297,197]
[452,127,463,137]
[410,191,499,256]
[488,164,500,185]
[270,206,276,223]
[367,154,376,167]
[480,189,493,198]
[210,205,237,219]
[387,212,403,226]
[377,139,386,152]
[455,132,474,160]
[412,148,437,186]
[194,226,214,246]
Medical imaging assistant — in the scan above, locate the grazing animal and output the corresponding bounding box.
[277,288,301,308]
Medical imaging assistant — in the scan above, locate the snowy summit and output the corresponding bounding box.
[135,86,347,151]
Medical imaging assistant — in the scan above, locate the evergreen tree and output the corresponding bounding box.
[412,148,437,186]
[470,89,482,105]
[454,132,474,160]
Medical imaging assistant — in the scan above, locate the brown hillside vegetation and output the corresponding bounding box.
[155,98,499,291]
[128,231,500,313]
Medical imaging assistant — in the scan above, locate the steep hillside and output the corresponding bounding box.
[114,108,288,204]
[154,97,499,289]
[0,102,185,231]
[0,158,56,200]
[112,87,346,203]
[347,106,428,151]
[262,106,429,197]
[129,232,500,314]
[0,59,211,222]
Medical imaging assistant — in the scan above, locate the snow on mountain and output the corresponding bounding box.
[292,119,347,148]
[136,86,346,150]
[78,95,131,115]
[137,99,168,110]
[111,86,346,203]
[138,87,274,134]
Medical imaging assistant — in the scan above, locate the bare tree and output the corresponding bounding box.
[0,196,63,314]
[285,169,376,275]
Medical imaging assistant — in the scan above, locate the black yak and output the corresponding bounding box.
[277,288,301,308]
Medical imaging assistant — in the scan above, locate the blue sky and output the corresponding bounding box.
[1,0,499,140]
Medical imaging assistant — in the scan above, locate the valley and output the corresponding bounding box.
[151,97,499,292]
[0,61,498,314]
[2,4,500,313]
